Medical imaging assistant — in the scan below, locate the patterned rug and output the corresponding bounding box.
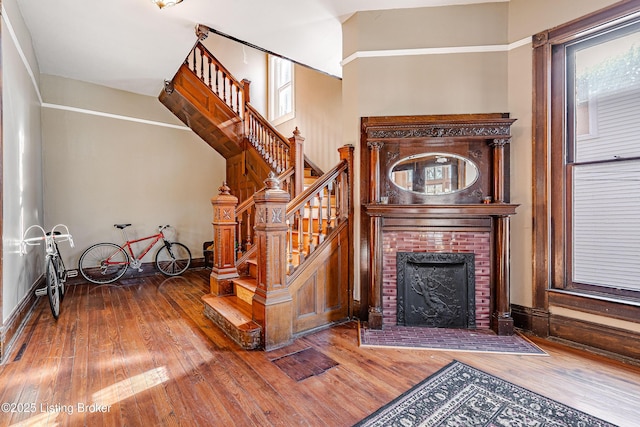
[353,361,616,427]
[359,324,547,355]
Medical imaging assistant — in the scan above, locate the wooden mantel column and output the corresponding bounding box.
[367,141,384,328]
[210,182,239,296]
[491,138,510,203]
[252,173,293,350]
[491,137,513,334]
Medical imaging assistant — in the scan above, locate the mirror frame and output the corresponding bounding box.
[389,152,479,196]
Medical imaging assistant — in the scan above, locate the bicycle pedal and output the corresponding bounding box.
[67,270,78,278]
[35,288,47,297]
[137,268,144,273]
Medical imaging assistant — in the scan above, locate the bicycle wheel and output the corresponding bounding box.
[155,242,192,276]
[53,246,66,301]
[46,257,61,319]
[79,243,129,284]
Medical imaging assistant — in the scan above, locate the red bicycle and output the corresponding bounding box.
[78,224,191,284]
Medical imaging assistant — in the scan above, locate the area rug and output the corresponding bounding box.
[353,361,616,427]
[359,324,546,355]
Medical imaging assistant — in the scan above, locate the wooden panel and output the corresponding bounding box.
[296,276,317,317]
[290,225,349,334]
[158,66,243,159]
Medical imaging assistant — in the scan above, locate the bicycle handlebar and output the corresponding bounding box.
[21,224,74,255]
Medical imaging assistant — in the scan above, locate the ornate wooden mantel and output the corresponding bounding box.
[359,113,518,335]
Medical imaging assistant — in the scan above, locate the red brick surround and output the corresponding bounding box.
[382,231,491,328]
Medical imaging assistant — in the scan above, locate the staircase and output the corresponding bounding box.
[159,28,354,351]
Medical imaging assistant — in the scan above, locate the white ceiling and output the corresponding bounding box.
[15,0,501,97]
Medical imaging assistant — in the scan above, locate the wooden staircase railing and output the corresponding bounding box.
[184,42,297,184]
[207,145,354,350]
[185,42,248,116]
[285,157,348,277]
[171,31,354,350]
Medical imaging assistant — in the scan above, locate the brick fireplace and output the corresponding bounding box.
[360,113,518,335]
[383,231,490,328]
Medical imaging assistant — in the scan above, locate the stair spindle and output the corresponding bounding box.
[318,189,325,244]
[245,205,253,251]
[215,64,220,95]
[200,51,204,82]
[307,200,315,253]
[297,209,305,263]
[286,220,294,275]
[207,56,212,89]
[236,215,244,258]
[326,181,334,232]
[335,178,342,224]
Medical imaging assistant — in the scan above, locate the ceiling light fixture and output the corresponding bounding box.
[152,0,183,9]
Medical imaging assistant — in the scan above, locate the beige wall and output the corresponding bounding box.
[276,64,343,173]
[2,0,45,323]
[40,75,226,268]
[201,34,268,117]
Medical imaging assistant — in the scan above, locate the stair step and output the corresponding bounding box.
[304,168,314,178]
[234,277,257,305]
[304,176,318,185]
[202,294,261,350]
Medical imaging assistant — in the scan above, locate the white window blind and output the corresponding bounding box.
[572,161,640,290]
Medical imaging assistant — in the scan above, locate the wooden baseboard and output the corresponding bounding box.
[66,258,207,285]
[1,276,43,362]
[511,304,550,337]
[550,314,640,360]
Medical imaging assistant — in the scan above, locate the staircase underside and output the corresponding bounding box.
[159,64,243,158]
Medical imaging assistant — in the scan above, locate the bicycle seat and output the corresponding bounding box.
[114,224,132,229]
[46,231,62,236]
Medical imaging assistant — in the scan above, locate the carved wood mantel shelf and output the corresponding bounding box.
[360,113,518,335]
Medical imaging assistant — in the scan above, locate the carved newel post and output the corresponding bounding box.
[210,182,239,296]
[289,127,305,197]
[252,173,293,350]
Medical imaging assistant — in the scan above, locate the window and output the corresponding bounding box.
[533,3,640,301]
[268,55,294,124]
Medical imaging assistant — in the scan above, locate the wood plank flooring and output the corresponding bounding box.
[1,269,639,426]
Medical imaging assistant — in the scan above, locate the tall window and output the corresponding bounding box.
[534,3,640,300]
[268,56,294,124]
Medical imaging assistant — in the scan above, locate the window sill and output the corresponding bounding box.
[548,288,640,324]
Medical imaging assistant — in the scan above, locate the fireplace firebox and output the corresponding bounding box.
[397,252,475,328]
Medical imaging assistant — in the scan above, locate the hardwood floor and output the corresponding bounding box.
[1,269,639,426]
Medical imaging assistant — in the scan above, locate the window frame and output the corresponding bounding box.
[532,2,640,313]
[268,55,295,125]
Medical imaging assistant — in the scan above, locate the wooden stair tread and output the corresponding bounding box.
[202,294,256,329]
[234,277,257,291]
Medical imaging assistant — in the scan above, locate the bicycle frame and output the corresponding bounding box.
[103,226,170,267]
[120,232,166,262]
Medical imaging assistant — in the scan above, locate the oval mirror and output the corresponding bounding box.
[390,153,479,195]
